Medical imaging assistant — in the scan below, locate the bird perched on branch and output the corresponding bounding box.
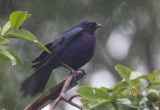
[21,20,103,97]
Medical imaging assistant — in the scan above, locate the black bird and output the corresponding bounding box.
[21,20,103,96]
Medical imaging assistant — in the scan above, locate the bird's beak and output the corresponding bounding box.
[96,23,103,28]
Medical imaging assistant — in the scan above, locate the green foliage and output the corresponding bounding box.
[0,48,16,66]
[77,65,160,110]
[3,29,37,41]
[0,38,10,44]
[0,45,23,65]
[0,11,51,66]
[9,11,27,29]
[1,21,11,35]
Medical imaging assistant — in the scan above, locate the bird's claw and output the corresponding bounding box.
[79,70,87,77]
[71,70,77,80]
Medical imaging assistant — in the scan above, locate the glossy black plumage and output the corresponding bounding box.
[21,21,102,96]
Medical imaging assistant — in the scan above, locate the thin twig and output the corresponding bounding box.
[69,95,81,101]
[62,96,82,109]
[50,74,74,110]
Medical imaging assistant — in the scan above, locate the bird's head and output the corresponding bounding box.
[75,20,103,34]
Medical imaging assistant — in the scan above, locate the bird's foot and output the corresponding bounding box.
[71,70,77,81]
[78,70,87,77]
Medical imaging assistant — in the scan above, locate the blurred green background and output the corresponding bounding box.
[0,0,160,110]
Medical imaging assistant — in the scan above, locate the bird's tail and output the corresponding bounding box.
[21,66,53,97]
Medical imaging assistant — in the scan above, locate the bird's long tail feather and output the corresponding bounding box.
[21,66,53,97]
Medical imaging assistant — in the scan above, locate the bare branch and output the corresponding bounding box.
[62,96,82,109]
[50,73,73,110]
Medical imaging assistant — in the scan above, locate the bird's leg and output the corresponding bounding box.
[62,63,77,78]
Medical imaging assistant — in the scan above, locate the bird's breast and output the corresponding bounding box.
[61,33,96,69]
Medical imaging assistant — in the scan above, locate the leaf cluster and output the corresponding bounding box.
[0,11,51,66]
[77,65,160,110]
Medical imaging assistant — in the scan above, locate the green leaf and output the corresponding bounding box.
[117,98,131,105]
[25,14,32,20]
[100,87,109,92]
[1,21,11,35]
[130,71,142,80]
[0,45,23,65]
[3,29,36,41]
[81,100,114,110]
[115,65,142,86]
[131,78,143,86]
[119,94,137,102]
[149,84,160,91]
[117,103,142,109]
[87,99,110,109]
[0,38,10,44]
[136,85,145,93]
[4,29,51,54]
[34,41,51,54]
[0,47,16,66]
[10,11,27,29]
[139,74,154,83]
[115,65,132,81]
[146,89,159,102]
[112,81,129,93]
[77,86,109,101]
[110,87,127,101]
[152,69,160,84]
[6,48,23,65]
[92,104,115,110]
[127,73,154,84]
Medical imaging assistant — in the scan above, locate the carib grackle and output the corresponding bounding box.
[21,20,103,97]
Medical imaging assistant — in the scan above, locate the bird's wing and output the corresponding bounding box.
[32,43,53,63]
[32,27,83,69]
